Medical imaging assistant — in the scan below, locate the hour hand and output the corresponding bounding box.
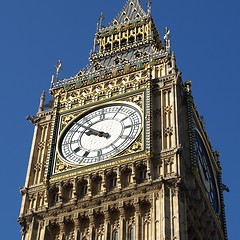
[85,130,110,139]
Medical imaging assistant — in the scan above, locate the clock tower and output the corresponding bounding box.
[19,1,228,239]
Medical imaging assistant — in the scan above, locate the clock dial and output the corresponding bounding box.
[194,129,219,214]
[58,102,143,165]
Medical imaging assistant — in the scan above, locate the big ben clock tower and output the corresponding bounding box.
[19,0,228,239]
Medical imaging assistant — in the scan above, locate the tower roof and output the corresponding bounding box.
[50,0,167,91]
[108,0,148,27]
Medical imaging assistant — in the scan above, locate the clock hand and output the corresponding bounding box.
[85,130,110,138]
[74,122,110,139]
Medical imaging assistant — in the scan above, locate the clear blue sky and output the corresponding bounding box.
[0,1,239,239]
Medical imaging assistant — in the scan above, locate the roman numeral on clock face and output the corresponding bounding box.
[83,151,90,157]
[73,147,80,153]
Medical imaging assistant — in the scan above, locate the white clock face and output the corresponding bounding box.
[58,102,143,165]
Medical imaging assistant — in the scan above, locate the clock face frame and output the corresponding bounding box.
[57,102,143,166]
[194,128,220,214]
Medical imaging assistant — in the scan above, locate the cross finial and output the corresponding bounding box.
[54,60,62,80]
[99,12,104,30]
[147,0,152,15]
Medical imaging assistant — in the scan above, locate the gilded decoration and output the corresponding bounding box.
[51,62,154,104]
[51,90,146,176]
[54,157,73,173]
[60,114,78,131]
[55,75,148,112]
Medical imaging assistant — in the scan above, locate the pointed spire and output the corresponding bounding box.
[147,0,152,16]
[99,12,104,30]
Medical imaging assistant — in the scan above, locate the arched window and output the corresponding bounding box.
[142,170,147,179]
[129,36,134,44]
[113,41,119,49]
[129,227,134,240]
[108,172,117,191]
[110,177,117,189]
[113,231,118,240]
[77,180,88,199]
[136,33,143,41]
[121,38,127,47]
[105,43,111,52]
[81,185,88,195]
[62,183,73,203]
[48,187,59,207]
[92,176,102,196]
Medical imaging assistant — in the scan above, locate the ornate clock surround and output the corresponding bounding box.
[51,90,149,177]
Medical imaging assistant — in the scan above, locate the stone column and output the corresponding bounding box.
[101,171,106,194]
[152,193,160,240]
[27,217,35,240]
[38,221,47,240]
[87,175,92,198]
[119,206,125,240]
[89,213,95,239]
[58,183,63,206]
[134,202,140,240]
[104,210,110,240]
[171,183,181,240]
[74,214,80,240]
[146,155,151,181]
[71,178,77,204]
[117,167,121,189]
[131,162,136,184]
[59,217,65,240]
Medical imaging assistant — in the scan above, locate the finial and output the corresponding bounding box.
[185,80,192,93]
[147,0,152,15]
[96,23,99,33]
[99,12,104,30]
[38,91,46,112]
[54,60,62,80]
[164,27,171,53]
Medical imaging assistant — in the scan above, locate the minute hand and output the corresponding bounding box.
[74,122,110,139]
